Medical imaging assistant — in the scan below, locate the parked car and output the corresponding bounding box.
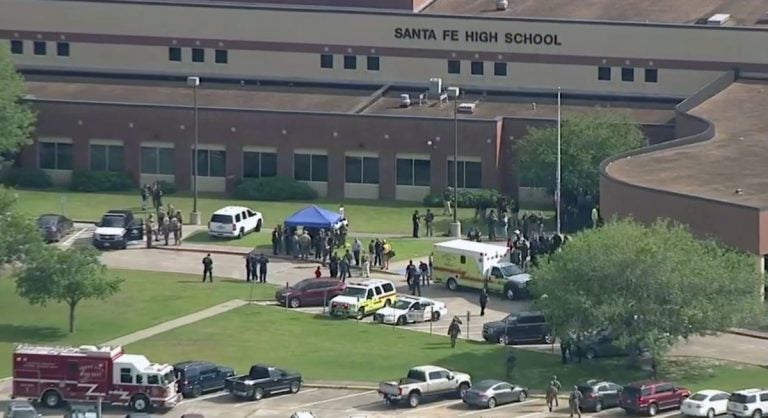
[329,279,397,319]
[93,209,143,249]
[373,295,448,325]
[36,214,74,243]
[577,380,623,412]
[225,364,302,401]
[378,365,471,408]
[462,379,527,409]
[727,388,768,418]
[481,311,554,345]
[208,206,263,239]
[579,330,647,360]
[619,380,690,416]
[275,278,345,308]
[173,360,235,398]
[681,390,729,417]
[3,401,40,418]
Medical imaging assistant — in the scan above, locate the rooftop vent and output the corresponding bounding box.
[706,13,731,26]
[457,103,477,114]
[496,0,509,11]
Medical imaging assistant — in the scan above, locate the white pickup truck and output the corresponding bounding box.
[378,365,471,408]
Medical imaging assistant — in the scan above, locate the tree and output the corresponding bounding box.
[16,246,123,333]
[0,187,45,265]
[0,46,36,163]
[518,112,645,201]
[530,218,762,360]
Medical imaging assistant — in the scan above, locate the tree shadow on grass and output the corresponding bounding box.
[0,324,66,343]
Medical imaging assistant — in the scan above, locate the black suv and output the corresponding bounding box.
[577,380,623,412]
[174,361,235,398]
[482,311,554,345]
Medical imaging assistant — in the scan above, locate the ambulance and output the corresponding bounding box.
[432,239,531,300]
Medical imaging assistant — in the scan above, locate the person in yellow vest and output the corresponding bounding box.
[591,206,599,229]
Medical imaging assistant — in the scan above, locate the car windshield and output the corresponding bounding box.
[500,264,524,276]
[211,214,233,224]
[578,386,594,394]
[393,300,415,309]
[690,393,709,401]
[37,216,58,227]
[293,279,313,290]
[730,393,754,403]
[100,216,125,227]
[343,287,366,297]
[503,314,519,322]
[162,371,176,385]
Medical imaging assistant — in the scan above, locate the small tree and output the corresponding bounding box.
[16,247,123,333]
[531,218,762,361]
[0,47,36,163]
[0,188,45,265]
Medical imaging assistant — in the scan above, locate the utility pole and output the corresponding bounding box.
[556,87,562,236]
[448,87,462,238]
[187,76,201,225]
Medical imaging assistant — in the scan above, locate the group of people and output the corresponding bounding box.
[146,202,183,246]
[244,252,270,283]
[545,376,586,418]
[404,259,432,296]
[410,209,436,238]
[270,222,349,262]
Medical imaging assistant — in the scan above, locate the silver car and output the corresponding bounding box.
[463,379,528,409]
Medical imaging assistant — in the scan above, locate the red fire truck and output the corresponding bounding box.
[12,344,181,412]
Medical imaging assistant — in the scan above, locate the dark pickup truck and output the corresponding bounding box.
[92,209,143,250]
[224,364,303,401]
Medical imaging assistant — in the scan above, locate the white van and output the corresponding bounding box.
[208,206,263,239]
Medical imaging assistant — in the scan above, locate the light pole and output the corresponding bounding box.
[555,87,562,236]
[448,87,461,238]
[187,76,201,225]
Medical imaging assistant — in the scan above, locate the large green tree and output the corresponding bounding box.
[16,246,123,333]
[0,187,44,265]
[0,46,35,162]
[518,112,645,200]
[530,219,762,359]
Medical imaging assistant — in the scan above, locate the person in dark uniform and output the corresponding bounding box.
[405,261,416,288]
[411,269,421,296]
[245,254,252,282]
[448,317,462,348]
[479,288,489,316]
[561,337,572,364]
[258,253,269,283]
[202,254,213,282]
[271,229,280,255]
[411,210,420,238]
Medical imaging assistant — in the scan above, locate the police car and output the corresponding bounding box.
[373,295,448,325]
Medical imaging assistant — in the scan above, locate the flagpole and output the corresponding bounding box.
[556,87,562,236]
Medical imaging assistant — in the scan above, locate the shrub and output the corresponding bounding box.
[233,177,318,201]
[2,167,52,188]
[423,189,505,209]
[156,180,177,195]
[70,170,133,192]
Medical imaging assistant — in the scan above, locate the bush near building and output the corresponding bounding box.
[233,177,318,201]
[2,167,52,189]
[70,170,133,192]
[423,189,504,209]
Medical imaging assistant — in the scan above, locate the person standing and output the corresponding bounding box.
[140,185,149,211]
[339,256,350,282]
[479,288,488,316]
[338,204,345,221]
[405,261,416,288]
[411,270,421,296]
[487,210,498,241]
[329,253,339,278]
[314,266,322,278]
[352,238,362,266]
[448,317,462,348]
[271,228,281,255]
[419,261,429,287]
[443,187,453,216]
[374,239,383,267]
[428,252,434,283]
[569,386,583,418]
[382,240,392,270]
[258,253,269,283]
[361,252,370,278]
[549,376,562,408]
[561,337,572,364]
[245,253,252,282]
[591,206,599,229]
[202,254,213,282]
[424,209,434,237]
[411,210,421,238]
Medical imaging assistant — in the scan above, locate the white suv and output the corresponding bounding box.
[208,206,263,238]
[727,389,768,418]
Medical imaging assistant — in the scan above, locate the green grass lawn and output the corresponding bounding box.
[128,305,768,391]
[0,269,277,377]
[12,189,552,236]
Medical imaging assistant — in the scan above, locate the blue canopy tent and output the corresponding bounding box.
[283,205,342,229]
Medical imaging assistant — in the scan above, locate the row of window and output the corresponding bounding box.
[598,66,658,83]
[168,47,228,64]
[320,54,380,71]
[9,40,69,57]
[445,59,659,83]
[38,143,482,188]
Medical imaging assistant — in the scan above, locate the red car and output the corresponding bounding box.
[619,380,690,416]
[275,278,345,308]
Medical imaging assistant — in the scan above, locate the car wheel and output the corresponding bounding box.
[397,316,407,325]
[518,391,527,402]
[237,228,244,239]
[585,349,597,360]
[447,278,458,291]
[408,392,421,408]
[504,286,515,300]
[458,383,470,399]
[289,380,301,394]
[500,335,511,345]
[487,397,497,409]
[130,395,150,412]
[431,311,441,321]
[707,408,715,418]
[289,298,301,308]
[251,387,264,401]
[753,410,763,418]
[648,403,658,416]
[42,390,62,408]
[543,334,555,344]
[594,400,603,412]
[356,308,365,320]
[255,219,262,232]
[191,384,203,398]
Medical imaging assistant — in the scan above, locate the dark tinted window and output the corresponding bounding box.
[381,283,394,293]
[168,47,181,62]
[598,66,611,81]
[343,55,357,70]
[730,393,756,403]
[494,62,507,76]
[471,61,484,75]
[33,41,46,55]
[578,386,594,394]
[192,48,205,63]
[645,68,658,83]
[37,216,59,227]
[621,67,635,82]
[690,393,709,401]
[57,42,70,57]
[655,384,674,394]
[215,49,228,64]
[367,56,380,71]
[211,214,233,224]
[10,40,23,54]
[760,393,768,402]
[320,54,333,69]
[447,60,460,74]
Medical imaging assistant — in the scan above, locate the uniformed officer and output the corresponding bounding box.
[202,254,213,282]
[479,288,489,316]
[569,385,583,418]
[448,316,462,348]
[245,254,252,282]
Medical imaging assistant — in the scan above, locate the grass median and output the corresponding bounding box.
[0,269,277,376]
[128,304,768,391]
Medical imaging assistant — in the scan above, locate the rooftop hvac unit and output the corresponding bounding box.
[457,103,477,113]
[400,94,411,108]
[496,0,509,10]
[447,87,460,99]
[429,78,443,95]
[707,13,731,25]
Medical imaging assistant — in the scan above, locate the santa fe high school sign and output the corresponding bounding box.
[394,28,562,46]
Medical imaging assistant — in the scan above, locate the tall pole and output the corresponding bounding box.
[193,84,199,214]
[187,76,201,225]
[453,97,459,225]
[556,87,562,236]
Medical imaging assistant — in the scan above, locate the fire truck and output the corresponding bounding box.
[11,344,181,412]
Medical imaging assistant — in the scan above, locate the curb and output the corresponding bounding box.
[726,329,768,340]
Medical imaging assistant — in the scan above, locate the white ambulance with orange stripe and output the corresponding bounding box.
[432,240,531,300]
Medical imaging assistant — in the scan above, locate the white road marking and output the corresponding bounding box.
[233,388,318,408]
[292,390,375,409]
[402,399,464,414]
[457,399,538,416]
[178,391,228,404]
[60,227,91,248]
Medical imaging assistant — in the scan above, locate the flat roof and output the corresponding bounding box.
[364,91,676,123]
[22,76,377,113]
[605,80,768,208]
[422,0,768,25]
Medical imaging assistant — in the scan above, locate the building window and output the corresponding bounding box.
[169,47,181,62]
[645,68,658,83]
[215,49,228,64]
[396,158,431,186]
[243,151,277,178]
[38,142,73,170]
[90,144,125,172]
[294,154,328,182]
[447,60,461,74]
[621,67,635,82]
[192,48,205,63]
[33,41,46,56]
[140,147,174,175]
[10,40,23,54]
[344,156,379,184]
[193,149,226,177]
[367,56,380,71]
[56,42,69,57]
[471,61,484,76]
[598,66,611,81]
[494,62,507,77]
[343,55,357,70]
[320,54,333,69]
[447,160,482,189]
